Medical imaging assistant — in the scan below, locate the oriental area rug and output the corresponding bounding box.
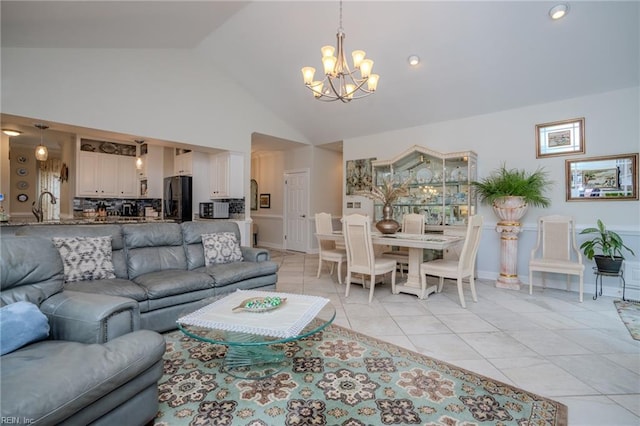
[154,323,567,426]
[614,300,640,341]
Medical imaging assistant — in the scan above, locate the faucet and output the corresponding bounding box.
[32,191,57,222]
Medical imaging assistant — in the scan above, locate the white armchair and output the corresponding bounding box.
[529,215,585,302]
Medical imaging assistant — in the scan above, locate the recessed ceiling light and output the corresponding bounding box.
[549,4,569,20]
[2,129,22,136]
[408,55,420,66]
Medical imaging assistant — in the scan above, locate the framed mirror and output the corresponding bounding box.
[565,153,638,201]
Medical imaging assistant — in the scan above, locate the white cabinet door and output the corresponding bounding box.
[77,152,136,198]
[77,152,101,196]
[98,155,119,196]
[174,151,193,175]
[77,152,117,196]
[117,156,138,197]
[210,152,244,198]
[140,145,163,198]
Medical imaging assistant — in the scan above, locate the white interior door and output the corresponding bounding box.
[284,170,309,252]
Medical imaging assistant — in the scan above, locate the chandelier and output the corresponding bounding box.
[301,0,379,103]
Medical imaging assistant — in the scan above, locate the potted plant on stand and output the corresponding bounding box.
[472,164,553,289]
[580,219,635,274]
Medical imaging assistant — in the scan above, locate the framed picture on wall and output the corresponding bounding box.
[259,193,271,208]
[345,157,376,195]
[536,117,585,158]
[565,153,638,201]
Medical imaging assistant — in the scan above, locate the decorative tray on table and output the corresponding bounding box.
[232,296,287,313]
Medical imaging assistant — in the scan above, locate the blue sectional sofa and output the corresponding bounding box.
[0,220,278,425]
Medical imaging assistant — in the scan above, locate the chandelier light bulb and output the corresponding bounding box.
[367,74,379,91]
[310,81,324,97]
[321,45,335,58]
[359,59,373,78]
[408,55,420,66]
[351,50,366,68]
[322,55,337,76]
[301,67,316,85]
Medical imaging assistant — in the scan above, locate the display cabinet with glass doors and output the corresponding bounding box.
[371,145,477,232]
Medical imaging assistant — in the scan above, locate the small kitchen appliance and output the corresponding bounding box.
[199,202,230,219]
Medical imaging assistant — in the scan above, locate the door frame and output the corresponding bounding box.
[283,168,310,252]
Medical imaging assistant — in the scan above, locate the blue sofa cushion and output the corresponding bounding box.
[0,301,50,355]
[52,236,116,283]
[202,232,243,265]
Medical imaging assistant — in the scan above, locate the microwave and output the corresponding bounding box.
[199,202,229,219]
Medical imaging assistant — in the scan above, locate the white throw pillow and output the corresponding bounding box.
[202,232,243,265]
[52,236,116,282]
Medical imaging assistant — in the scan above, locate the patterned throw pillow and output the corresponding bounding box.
[52,236,116,283]
[202,232,243,266]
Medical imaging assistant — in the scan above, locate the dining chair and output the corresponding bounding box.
[529,215,584,302]
[315,212,347,284]
[343,214,397,303]
[382,213,425,276]
[419,215,483,308]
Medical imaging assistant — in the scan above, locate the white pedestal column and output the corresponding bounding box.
[492,196,528,291]
[495,221,523,290]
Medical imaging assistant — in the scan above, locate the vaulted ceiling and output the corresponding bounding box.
[2,1,638,146]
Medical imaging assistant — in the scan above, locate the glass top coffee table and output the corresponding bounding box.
[177,291,336,379]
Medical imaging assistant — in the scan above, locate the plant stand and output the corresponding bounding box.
[496,221,523,289]
[492,196,528,290]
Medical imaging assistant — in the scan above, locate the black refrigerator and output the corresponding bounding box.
[164,176,192,222]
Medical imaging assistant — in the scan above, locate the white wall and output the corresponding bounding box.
[1,47,309,212]
[344,87,640,297]
[251,151,285,249]
[251,145,343,251]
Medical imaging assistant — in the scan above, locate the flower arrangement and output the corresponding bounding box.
[356,177,411,205]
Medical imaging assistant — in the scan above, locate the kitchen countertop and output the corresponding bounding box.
[0,217,174,226]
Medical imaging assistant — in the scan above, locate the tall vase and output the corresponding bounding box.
[493,196,528,290]
[376,203,400,234]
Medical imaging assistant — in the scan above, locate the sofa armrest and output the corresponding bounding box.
[39,291,140,344]
[241,247,271,262]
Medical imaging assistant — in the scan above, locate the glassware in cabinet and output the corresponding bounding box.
[371,146,477,230]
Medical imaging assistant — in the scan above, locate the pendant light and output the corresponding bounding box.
[34,124,49,161]
[135,139,145,169]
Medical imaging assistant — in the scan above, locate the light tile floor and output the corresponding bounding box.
[269,249,640,426]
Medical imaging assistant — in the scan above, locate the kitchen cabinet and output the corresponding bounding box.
[76,151,137,198]
[371,145,477,232]
[210,152,244,198]
[174,150,193,176]
[117,156,137,197]
[137,144,163,198]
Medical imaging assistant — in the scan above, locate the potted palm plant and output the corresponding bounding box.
[580,219,635,273]
[471,164,552,289]
[471,164,552,219]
